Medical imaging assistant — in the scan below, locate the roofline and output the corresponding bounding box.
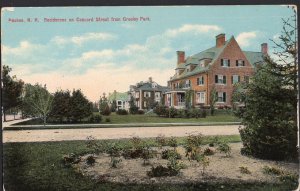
[168,70,208,82]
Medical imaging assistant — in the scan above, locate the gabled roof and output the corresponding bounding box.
[131,81,169,92]
[108,92,129,102]
[170,36,265,82]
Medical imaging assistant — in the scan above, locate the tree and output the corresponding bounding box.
[50,90,71,123]
[99,93,111,115]
[2,65,24,121]
[209,86,217,116]
[22,84,53,125]
[129,95,138,114]
[234,10,297,160]
[185,90,194,110]
[69,89,93,121]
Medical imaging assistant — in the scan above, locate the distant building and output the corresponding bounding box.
[129,77,169,110]
[108,90,130,111]
[166,33,266,109]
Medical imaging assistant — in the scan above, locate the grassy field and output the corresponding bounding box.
[3,135,297,191]
[16,111,240,125]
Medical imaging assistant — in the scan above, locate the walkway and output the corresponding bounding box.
[3,125,241,143]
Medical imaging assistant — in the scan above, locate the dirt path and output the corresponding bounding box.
[3,125,240,143]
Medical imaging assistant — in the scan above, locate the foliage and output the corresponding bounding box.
[161,149,181,160]
[50,90,72,122]
[153,104,168,116]
[147,165,179,177]
[262,166,284,176]
[195,154,210,175]
[167,107,178,118]
[110,101,117,112]
[185,133,204,160]
[62,153,81,167]
[105,117,111,122]
[203,147,214,156]
[185,90,194,109]
[155,134,167,148]
[99,94,111,116]
[208,136,220,147]
[116,109,128,115]
[2,65,24,121]
[22,84,54,125]
[209,86,218,116]
[129,96,139,114]
[233,12,297,160]
[69,89,93,122]
[110,157,122,168]
[86,155,96,165]
[137,110,145,114]
[239,166,251,174]
[86,136,101,154]
[217,142,231,157]
[168,137,178,150]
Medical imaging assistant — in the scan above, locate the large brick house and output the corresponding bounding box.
[166,33,266,108]
[129,77,169,110]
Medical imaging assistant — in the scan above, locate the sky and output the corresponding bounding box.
[1,5,295,101]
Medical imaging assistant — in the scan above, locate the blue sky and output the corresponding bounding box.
[1,5,295,101]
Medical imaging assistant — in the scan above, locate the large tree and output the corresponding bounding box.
[22,84,54,125]
[2,65,24,121]
[234,9,297,160]
[69,89,93,121]
[50,90,72,123]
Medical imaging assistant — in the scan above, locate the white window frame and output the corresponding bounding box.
[196,92,206,104]
[217,75,225,84]
[222,59,230,67]
[135,92,139,98]
[185,80,191,88]
[217,92,226,103]
[144,91,151,98]
[197,76,204,86]
[232,75,240,84]
[237,59,245,67]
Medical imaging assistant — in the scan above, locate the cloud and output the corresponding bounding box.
[165,24,221,37]
[236,31,257,47]
[52,32,117,45]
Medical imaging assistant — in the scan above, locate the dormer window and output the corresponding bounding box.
[236,60,245,67]
[199,60,205,67]
[221,59,230,67]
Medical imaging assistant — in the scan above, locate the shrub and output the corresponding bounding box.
[147,165,178,177]
[100,104,111,116]
[116,109,128,115]
[86,154,96,165]
[129,106,139,114]
[161,150,181,160]
[110,157,122,168]
[184,133,204,160]
[167,155,186,173]
[208,136,220,147]
[189,108,201,118]
[166,107,177,118]
[176,109,186,118]
[168,137,178,150]
[239,166,251,174]
[217,142,231,157]
[203,147,214,156]
[155,134,167,148]
[105,118,111,122]
[262,165,283,176]
[89,114,102,123]
[141,143,154,165]
[153,105,168,117]
[195,154,210,175]
[200,109,207,118]
[62,153,81,167]
[137,110,145,115]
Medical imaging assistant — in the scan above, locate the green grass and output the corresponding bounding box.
[16,111,240,126]
[3,135,297,191]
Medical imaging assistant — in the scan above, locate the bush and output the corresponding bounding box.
[89,114,102,123]
[116,109,128,115]
[155,134,167,148]
[105,118,111,122]
[153,105,168,117]
[161,150,181,160]
[203,147,214,156]
[217,142,231,157]
[100,104,111,116]
[129,106,139,114]
[166,107,177,118]
[168,137,178,150]
[137,110,145,115]
[147,165,178,177]
[86,154,96,165]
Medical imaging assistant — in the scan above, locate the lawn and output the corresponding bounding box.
[15,110,240,126]
[3,135,297,191]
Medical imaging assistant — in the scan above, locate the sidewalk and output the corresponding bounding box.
[2,118,33,128]
[3,125,241,143]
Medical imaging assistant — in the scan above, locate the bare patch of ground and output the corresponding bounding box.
[74,143,298,184]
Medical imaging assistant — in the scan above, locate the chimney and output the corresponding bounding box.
[176,51,185,65]
[216,33,225,48]
[149,77,153,83]
[261,43,268,55]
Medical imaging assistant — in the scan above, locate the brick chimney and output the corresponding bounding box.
[216,33,225,48]
[261,43,268,55]
[176,51,185,65]
[149,77,153,83]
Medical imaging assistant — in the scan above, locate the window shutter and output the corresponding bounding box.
[221,59,223,66]
[202,76,204,84]
[215,75,218,83]
[223,92,226,102]
[236,60,238,66]
[223,76,226,84]
[243,61,245,66]
[228,59,230,67]
[197,78,199,85]
[231,76,233,84]
[238,76,240,82]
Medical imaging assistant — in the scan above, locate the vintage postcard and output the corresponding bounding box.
[2,5,299,190]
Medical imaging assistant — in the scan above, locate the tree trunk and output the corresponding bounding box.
[43,115,46,126]
[3,108,6,122]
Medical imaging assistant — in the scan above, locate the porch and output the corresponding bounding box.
[165,90,186,109]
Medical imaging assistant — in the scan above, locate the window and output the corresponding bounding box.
[117,101,122,105]
[216,92,226,102]
[197,76,204,85]
[244,76,250,83]
[231,75,240,84]
[152,83,157,88]
[184,80,191,88]
[135,101,139,107]
[144,101,147,107]
[221,59,230,67]
[167,94,171,106]
[155,92,161,101]
[196,92,206,104]
[199,60,205,67]
[215,75,226,84]
[236,60,245,67]
[144,92,151,98]
[135,92,139,98]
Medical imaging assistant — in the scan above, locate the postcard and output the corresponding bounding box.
[2,5,299,191]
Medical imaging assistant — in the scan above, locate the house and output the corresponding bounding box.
[108,90,130,111]
[166,33,266,109]
[129,77,169,110]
